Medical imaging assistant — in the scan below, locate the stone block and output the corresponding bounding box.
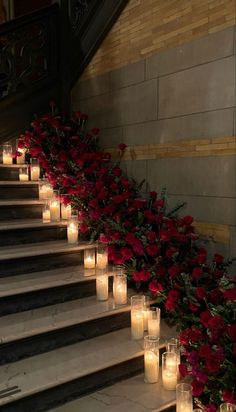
[99,127,124,148]
[74,79,158,129]
[147,156,236,198]
[110,60,145,90]
[146,26,235,79]
[122,160,147,189]
[158,56,235,118]
[122,108,234,146]
[72,72,111,100]
[167,195,236,226]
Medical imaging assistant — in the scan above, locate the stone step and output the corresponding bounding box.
[0,181,39,199]
[0,199,44,220]
[0,240,95,276]
[0,164,29,181]
[0,266,112,315]
[0,326,174,412]
[0,294,130,364]
[0,219,67,246]
[49,372,176,412]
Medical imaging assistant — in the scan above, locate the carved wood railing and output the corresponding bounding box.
[0,0,128,144]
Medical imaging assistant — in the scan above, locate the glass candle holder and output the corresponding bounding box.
[67,216,78,245]
[167,338,181,379]
[144,335,160,384]
[19,166,29,181]
[39,178,53,200]
[84,248,96,270]
[113,267,127,305]
[220,404,236,412]
[162,352,178,390]
[2,143,13,164]
[96,268,109,301]
[96,244,108,269]
[30,158,40,180]
[143,295,150,331]
[61,196,72,220]
[50,192,60,222]
[176,383,193,412]
[148,307,161,338]
[131,295,144,340]
[16,139,26,164]
[42,201,51,223]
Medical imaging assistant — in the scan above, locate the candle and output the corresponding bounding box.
[2,143,13,164]
[31,166,40,180]
[96,245,108,269]
[113,269,127,305]
[67,219,78,244]
[131,310,144,340]
[162,352,178,390]
[167,338,181,379]
[176,383,193,412]
[143,296,150,331]
[16,148,26,164]
[39,182,53,200]
[84,249,96,269]
[61,203,72,220]
[43,209,51,223]
[19,167,29,181]
[50,199,60,222]
[148,308,161,338]
[96,272,108,301]
[144,351,159,384]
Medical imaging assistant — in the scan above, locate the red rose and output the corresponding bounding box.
[166,247,178,258]
[199,344,212,359]
[149,280,164,294]
[168,266,182,279]
[144,209,155,223]
[189,303,199,312]
[224,288,236,301]
[200,311,212,328]
[195,287,206,300]
[222,390,236,404]
[227,324,236,341]
[179,364,189,377]
[208,288,223,304]
[120,247,133,261]
[58,151,68,162]
[146,231,157,242]
[91,127,100,135]
[150,191,157,200]
[146,244,159,256]
[213,253,224,264]
[113,194,125,204]
[117,143,127,151]
[205,356,221,373]
[191,379,205,397]
[192,267,203,279]
[79,223,89,233]
[113,167,122,177]
[181,215,194,226]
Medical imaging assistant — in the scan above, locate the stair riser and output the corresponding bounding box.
[0,205,42,220]
[0,311,130,365]
[0,185,39,199]
[0,226,67,246]
[0,356,143,412]
[0,252,84,277]
[0,278,113,315]
[0,168,25,181]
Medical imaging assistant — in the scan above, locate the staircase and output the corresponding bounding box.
[0,163,176,412]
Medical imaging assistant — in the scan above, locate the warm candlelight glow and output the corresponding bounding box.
[19,167,29,181]
[176,383,193,412]
[147,308,161,338]
[162,352,178,390]
[43,209,51,223]
[31,166,40,180]
[96,245,108,269]
[113,270,127,305]
[144,350,159,383]
[67,220,78,244]
[2,144,13,164]
[84,249,96,270]
[50,199,60,222]
[61,203,72,220]
[131,310,144,340]
[16,148,26,164]
[96,272,109,301]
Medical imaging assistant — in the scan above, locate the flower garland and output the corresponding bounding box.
[19,106,236,410]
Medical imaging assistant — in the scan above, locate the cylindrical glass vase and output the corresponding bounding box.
[148,307,161,338]
[96,244,108,269]
[219,404,236,412]
[84,248,96,271]
[67,216,78,245]
[131,295,144,340]
[30,158,40,180]
[144,335,159,383]
[96,269,109,301]
[50,191,60,222]
[19,166,29,181]
[16,138,26,164]
[162,352,178,390]
[176,383,193,412]
[113,267,127,305]
[42,201,51,223]
[2,143,13,164]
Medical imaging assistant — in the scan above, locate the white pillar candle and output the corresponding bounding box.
[176,383,193,412]
[43,209,51,223]
[39,184,48,200]
[113,271,127,305]
[96,251,108,269]
[84,249,96,269]
[131,310,144,340]
[143,309,149,331]
[61,203,72,220]
[144,351,159,383]
[162,352,178,390]
[31,166,40,180]
[2,144,13,164]
[96,273,108,301]
[50,200,60,222]
[3,153,12,164]
[148,319,160,338]
[19,172,29,181]
[67,221,78,244]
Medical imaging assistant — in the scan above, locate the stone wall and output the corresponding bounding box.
[72,5,236,264]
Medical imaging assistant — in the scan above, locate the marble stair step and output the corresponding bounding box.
[0,219,67,246]
[0,326,174,412]
[0,164,29,181]
[0,266,112,316]
[0,240,95,276]
[0,294,130,364]
[0,181,39,199]
[49,372,176,412]
[0,199,44,220]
